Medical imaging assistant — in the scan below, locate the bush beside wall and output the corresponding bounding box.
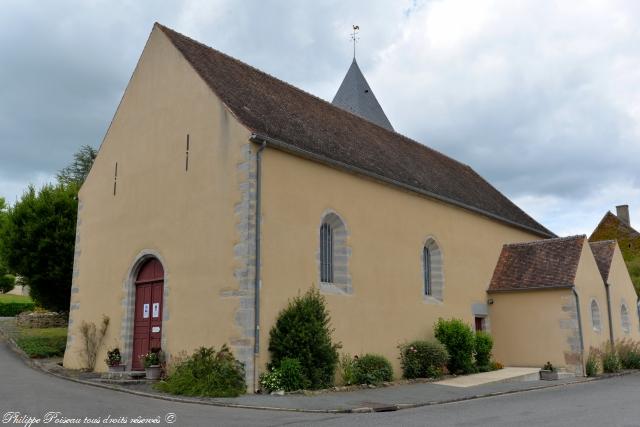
[434,318,476,374]
[399,340,449,379]
[156,346,246,397]
[268,288,340,389]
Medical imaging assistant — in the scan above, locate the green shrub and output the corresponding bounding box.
[338,353,357,386]
[15,327,67,358]
[474,331,493,369]
[434,318,476,374]
[586,351,599,377]
[260,358,309,393]
[259,367,284,393]
[279,358,310,391]
[156,345,246,397]
[268,288,340,389]
[615,339,640,369]
[0,301,35,316]
[399,340,449,379]
[353,354,393,385]
[601,348,621,373]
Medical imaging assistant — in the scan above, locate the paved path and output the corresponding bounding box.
[2,337,640,426]
[435,366,540,387]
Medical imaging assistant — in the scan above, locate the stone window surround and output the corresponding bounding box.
[120,249,170,370]
[317,210,351,295]
[590,298,601,332]
[421,236,444,304]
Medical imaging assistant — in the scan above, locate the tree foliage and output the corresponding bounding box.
[0,198,15,293]
[0,184,78,311]
[268,287,341,389]
[56,145,97,186]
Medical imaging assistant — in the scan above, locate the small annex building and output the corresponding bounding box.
[63,23,640,389]
[488,235,640,374]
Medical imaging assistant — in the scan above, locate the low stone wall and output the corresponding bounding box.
[16,311,68,328]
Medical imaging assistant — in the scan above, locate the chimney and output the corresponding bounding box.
[616,205,630,226]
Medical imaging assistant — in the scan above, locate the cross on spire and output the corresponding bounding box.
[351,25,360,59]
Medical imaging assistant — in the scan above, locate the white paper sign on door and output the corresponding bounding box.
[151,326,160,333]
[143,304,150,319]
[152,303,160,318]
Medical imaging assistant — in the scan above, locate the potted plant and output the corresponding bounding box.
[141,349,163,380]
[540,361,559,380]
[105,348,125,372]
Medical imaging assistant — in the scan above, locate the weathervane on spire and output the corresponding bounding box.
[351,25,360,59]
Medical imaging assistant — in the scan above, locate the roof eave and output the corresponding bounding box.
[487,284,574,293]
[250,133,556,239]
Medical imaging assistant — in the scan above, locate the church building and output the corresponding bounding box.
[63,23,640,390]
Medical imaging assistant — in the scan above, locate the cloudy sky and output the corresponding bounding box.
[1,0,639,236]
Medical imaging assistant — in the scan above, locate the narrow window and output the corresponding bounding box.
[621,304,631,334]
[113,162,118,196]
[423,246,432,296]
[185,134,190,171]
[474,317,485,332]
[320,222,333,283]
[591,300,601,332]
[421,237,443,302]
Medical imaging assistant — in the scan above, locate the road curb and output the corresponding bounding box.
[0,325,635,414]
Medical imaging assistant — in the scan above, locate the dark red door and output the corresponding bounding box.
[132,258,164,370]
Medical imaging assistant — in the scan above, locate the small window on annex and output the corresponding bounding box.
[621,304,631,334]
[590,300,601,332]
[422,237,443,302]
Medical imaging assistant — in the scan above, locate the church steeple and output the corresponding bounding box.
[331,58,394,131]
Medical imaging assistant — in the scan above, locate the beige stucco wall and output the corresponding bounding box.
[607,244,640,341]
[257,148,542,379]
[488,289,574,370]
[63,27,254,374]
[575,241,611,356]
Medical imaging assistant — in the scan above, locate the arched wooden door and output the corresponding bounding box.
[132,258,164,370]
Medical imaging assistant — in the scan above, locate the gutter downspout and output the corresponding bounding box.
[572,287,585,376]
[605,282,615,345]
[253,139,267,392]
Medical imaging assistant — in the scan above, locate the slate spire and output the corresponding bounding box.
[331,58,394,131]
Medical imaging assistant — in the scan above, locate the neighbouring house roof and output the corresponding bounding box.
[589,240,616,282]
[488,235,586,292]
[590,211,640,241]
[157,23,553,238]
[331,59,394,131]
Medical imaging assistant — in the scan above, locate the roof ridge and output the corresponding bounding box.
[155,23,477,179]
[504,235,585,247]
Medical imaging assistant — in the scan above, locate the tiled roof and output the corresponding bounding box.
[488,235,585,292]
[589,240,616,282]
[590,211,640,241]
[157,23,553,237]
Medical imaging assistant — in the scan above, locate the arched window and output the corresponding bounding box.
[318,212,351,294]
[590,300,601,332]
[422,237,444,302]
[621,304,631,334]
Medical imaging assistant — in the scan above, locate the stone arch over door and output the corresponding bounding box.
[121,250,170,370]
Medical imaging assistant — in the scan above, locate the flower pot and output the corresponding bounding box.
[108,364,125,373]
[539,370,559,380]
[145,365,162,380]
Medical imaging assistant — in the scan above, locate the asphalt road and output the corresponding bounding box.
[2,338,640,427]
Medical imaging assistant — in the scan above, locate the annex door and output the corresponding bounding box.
[132,258,164,370]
